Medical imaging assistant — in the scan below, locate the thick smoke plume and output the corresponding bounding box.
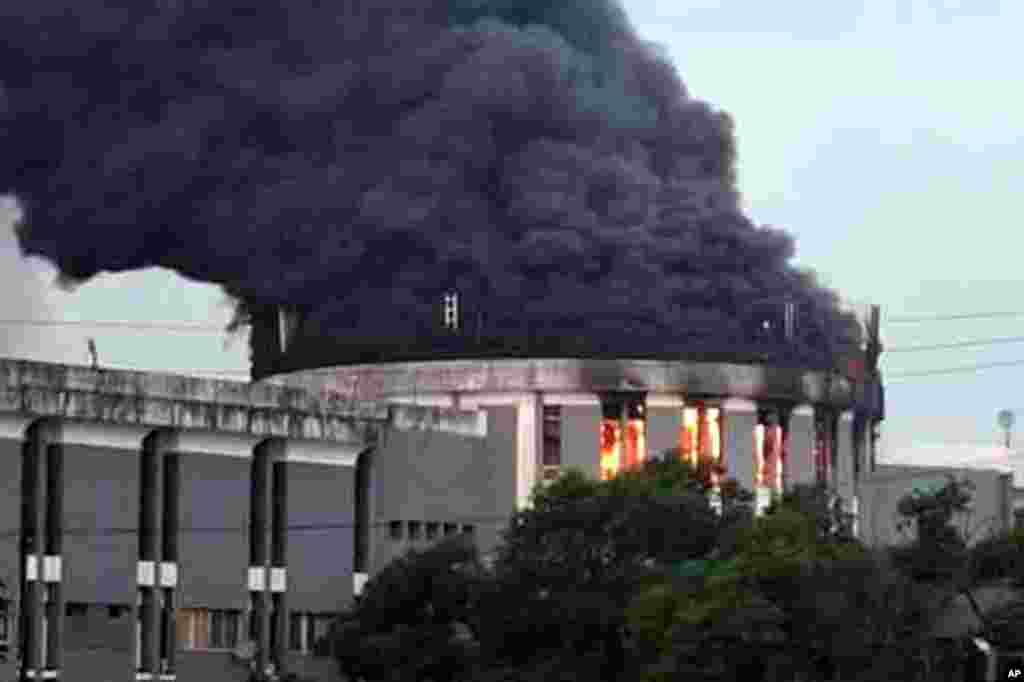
[1,1,863,373]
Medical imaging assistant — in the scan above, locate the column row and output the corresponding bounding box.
[541,396,874,514]
[16,424,293,682]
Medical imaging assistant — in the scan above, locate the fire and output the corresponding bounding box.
[600,420,621,481]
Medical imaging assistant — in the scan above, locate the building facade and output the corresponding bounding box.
[0,350,886,679]
[859,463,1024,547]
[282,356,885,567]
[0,359,380,682]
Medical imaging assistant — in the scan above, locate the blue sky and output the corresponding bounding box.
[2,0,1023,470]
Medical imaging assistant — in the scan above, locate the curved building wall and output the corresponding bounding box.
[283,358,881,576]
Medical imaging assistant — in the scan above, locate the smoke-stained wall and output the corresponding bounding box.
[1,1,863,378]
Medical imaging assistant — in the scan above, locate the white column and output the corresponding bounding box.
[787,405,816,487]
[516,394,542,510]
[835,410,857,508]
[722,399,758,498]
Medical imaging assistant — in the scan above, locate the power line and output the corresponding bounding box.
[887,359,1024,380]
[0,318,230,332]
[886,311,1024,324]
[886,335,1024,353]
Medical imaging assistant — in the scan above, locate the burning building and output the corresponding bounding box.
[1,0,885,660]
[269,296,883,576]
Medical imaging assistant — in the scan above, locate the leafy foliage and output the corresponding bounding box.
[626,483,936,681]
[330,536,485,682]
[329,465,989,682]
[892,476,974,585]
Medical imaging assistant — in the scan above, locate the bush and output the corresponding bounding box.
[969,528,1024,585]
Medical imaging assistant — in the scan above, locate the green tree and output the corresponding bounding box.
[892,475,974,585]
[330,536,486,682]
[627,483,936,681]
[476,457,726,680]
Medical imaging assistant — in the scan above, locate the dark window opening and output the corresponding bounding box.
[389,520,403,540]
[461,524,475,537]
[66,602,88,618]
[425,522,439,540]
[108,604,128,620]
[288,613,304,652]
[443,522,458,536]
[543,406,562,468]
[408,521,422,541]
[210,610,239,649]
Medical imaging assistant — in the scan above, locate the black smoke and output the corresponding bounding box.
[0,1,864,375]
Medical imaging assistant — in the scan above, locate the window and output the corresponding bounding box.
[442,292,459,331]
[311,615,333,646]
[542,406,562,480]
[288,613,335,655]
[177,609,240,651]
[1015,508,1024,530]
[109,604,128,620]
[0,611,8,645]
[461,524,475,538]
[408,521,422,541]
[426,522,439,541]
[679,405,723,487]
[289,613,306,652]
[600,394,647,480]
[210,610,239,649]
[65,602,88,618]
[443,522,458,536]
[389,520,403,540]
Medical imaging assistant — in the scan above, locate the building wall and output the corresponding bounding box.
[288,461,356,612]
[178,451,250,610]
[63,444,138,605]
[369,406,516,573]
[0,437,20,610]
[859,464,1015,547]
[0,432,357,681]
[561,405,601,479]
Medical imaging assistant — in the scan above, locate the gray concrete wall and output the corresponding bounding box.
[0,434,359,678]
[63,649,135,682]
[63,603,134,653]
[369,406,516,573]
[178,452,249,610]
[288,461,355,612]
[64,444,138,605]
[860,465,1014,547]
[647,407,681,460]
[0,437,20,623]
[561,405,601,479]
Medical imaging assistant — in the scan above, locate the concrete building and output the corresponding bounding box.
[0,358,384,682]
[281,355,885,571]
[859,463,1024,547]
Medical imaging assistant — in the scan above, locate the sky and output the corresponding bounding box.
[2,0,1023,473]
